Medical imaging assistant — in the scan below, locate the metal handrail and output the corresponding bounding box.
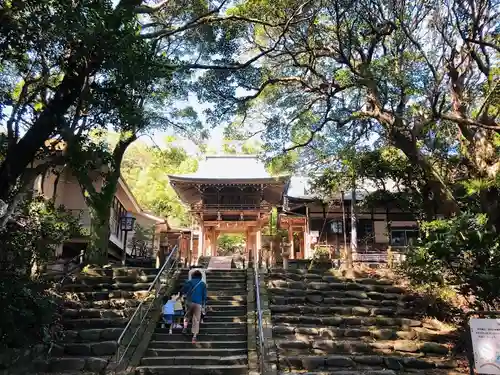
[254,264,266,374]
[114,244,179,365]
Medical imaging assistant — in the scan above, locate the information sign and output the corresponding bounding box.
[470,318,500,374]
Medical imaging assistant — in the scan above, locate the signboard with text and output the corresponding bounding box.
[470,318,500,374]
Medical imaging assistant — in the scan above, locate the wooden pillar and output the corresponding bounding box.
[255,226,262,266]
[288,225,294,260]
[198,224,204,261]
[214,230,219,256]
[210,227,217,256]
[245,228,250,262]
[205,229,211,257]
[304,207,311,258]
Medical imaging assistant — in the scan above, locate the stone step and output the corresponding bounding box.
[62,308,135,319]
[203,304,246,311]
[135,364,248,375]
[270,305,409,317]
[144,348,247,357]
[199,310,247,318]
[174,279,248,287]
[208,290,247,297]
[274,338,449,356]
[268,280,406,294]
[268,288,413,302]
[140,355,247,366]
[85,267,159,277]
[61,341,118,356]
[269,272,395,286]
[177,274,247,279]
[271,295,405,308]
[155,326,246,335]
[208,294,246,300]
[62,328,123,343]
[63,298,142,309]
[62,317,128,329]
[35,356,110,372]
[156,321,246,330]
[272,314,422,328]
[272,324,456,342]
[277,354,459,372]
[61,282,154,292]
[148,340,247,349]
[278,371,464,375]
[207,299,246,306]
[65,274,158,285]
[65,290,151,301]
[204,283,246,289]
[152,333,247,341]
[113,274,158,283]
[200,315,247,323]
[278,371,398,375]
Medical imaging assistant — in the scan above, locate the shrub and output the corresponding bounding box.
[0,276,61,351]
[399,212,500,310]
[0,196,82,276]
[0,196,81,358]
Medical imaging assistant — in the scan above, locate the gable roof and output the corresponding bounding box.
[286,177,399,201]
[168,155,289,184]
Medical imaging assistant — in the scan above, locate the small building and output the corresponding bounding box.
[33,166,166,262]
[283,177,418,263]
[169,155,289,264]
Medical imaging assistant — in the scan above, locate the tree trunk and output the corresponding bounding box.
[0,71,88,202]
[391,130,459,217]
[86,207,111,265]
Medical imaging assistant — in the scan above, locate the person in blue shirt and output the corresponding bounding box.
[161,293,184,334]
[181,270,207,344]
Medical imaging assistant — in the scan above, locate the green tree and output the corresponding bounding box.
[121,137,198,226]
[197,0,499,227]
[0,0,285,219]
[1,0,287,263]
[217,234,246,256]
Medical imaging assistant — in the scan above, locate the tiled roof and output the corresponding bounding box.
[169,155,286,181]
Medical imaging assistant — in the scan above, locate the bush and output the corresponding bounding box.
[0,276,61,351]
[0,196,82,276]
[0,196,81,360]
[399,212,500,310]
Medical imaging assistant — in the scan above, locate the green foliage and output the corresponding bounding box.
[196,0,499,227]
[0,196,82,276]
[130,224,155,258]
[217,234,246,256]
[0,276,61,352]
[399,212,500,310]
[0,196,78,355]
[121,137,198,226]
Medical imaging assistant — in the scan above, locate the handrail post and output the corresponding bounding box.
[254,264,266,374]
[114,244,179,367]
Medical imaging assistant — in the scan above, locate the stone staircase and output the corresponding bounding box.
[268,268,465,375]
[136,268,248,375]
[36,266,160,373]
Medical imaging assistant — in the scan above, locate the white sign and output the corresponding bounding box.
[470,318,500,374]
[310,231,319,237]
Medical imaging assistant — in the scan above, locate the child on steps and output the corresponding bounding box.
[162,293,184,334]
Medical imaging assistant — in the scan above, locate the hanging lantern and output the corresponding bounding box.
[120,212,136,232]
